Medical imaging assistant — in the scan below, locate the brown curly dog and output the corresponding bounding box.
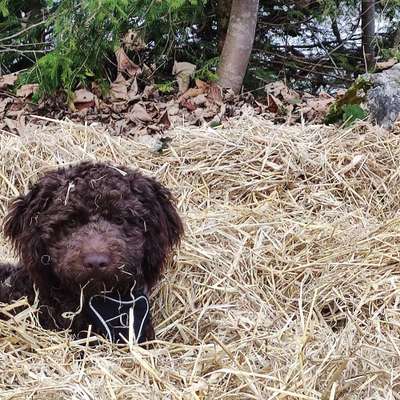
[0,161,183,344]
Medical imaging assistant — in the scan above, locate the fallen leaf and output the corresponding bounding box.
[195,79,209,91]
[178,87,203,102]
[111,101,129,113]
[254,100,267,113]
[75,100,96,112]
[71,88,97,112]
[265,80,300,104]
[0,73,18,90]
[4,117,17,132]
[129,103,152,122]
[158,110,171,129]
[127,78,139,101]
[172,61,196,94]
[166,101,180,116]
[8,98,24,112]
[115,47,141,77]
[143,85,156,99]
[223,88,236,102]
[193,107,205,121]
[299,92,334,122]
[180,99,197,111]
[0,97,12,115]
[192,94,208,106]
[109,73,129,101]
[208,84,223,104]
[74,88,95,103]
[16,84,39,98]
[266,94,283,114]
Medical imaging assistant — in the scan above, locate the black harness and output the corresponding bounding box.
[87,289,150,344]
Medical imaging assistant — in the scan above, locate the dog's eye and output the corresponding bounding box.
[67,219,78,228]
[114,216,124,225]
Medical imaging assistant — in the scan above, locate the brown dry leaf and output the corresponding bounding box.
[180,99,197,111]
[109,73,129,101]
[0,97,12,115]
[192,94,207,106]
[195,79,209,91]
[113,118,128,135]
[193,107,206,123]
[208,103,226,126]
[208,84,223,105]
[266,94,283,114]
[71,88,97,111]
[172,61,196,94]
[127,78,139,101]
[375,58,397,71]
[142,85,156,99]
[129,103,152,122]
[202,102,221,119]
[122,30,146,51]
[115,47,141,77]
[166,100,180,116]
[16,84,39,98]
[8,98,24,113]
[74,88,95,103]
[178,88,204,102]
[300,92,334,122]
[265,80,300,104]
[4,117,17,132]
[111,102,129,114]
[75,100,96,112]
[0,73,18,90]
[254,100,267,114]
[158,110,171,129]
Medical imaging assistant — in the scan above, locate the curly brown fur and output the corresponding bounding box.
[0,161,183,342]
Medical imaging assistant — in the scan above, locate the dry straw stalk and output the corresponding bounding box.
[0,115,399,399]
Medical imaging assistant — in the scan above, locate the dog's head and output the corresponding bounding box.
[3,162,183,294]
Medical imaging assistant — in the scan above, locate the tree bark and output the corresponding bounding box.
[361,0,376,69]
[216,0,233,52]
[217,0,259,93]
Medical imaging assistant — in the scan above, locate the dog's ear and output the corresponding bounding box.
[4,170,65,247]
[129,172,183,289]
[3,184,42,250]
[3,172,63,289]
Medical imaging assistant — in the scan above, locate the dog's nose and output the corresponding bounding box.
[83,253,111,269]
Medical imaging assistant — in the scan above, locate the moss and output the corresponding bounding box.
[325,76,373,124]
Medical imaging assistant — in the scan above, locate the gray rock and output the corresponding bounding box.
[366,63,400,129]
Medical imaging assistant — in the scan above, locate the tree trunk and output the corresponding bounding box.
[361,0,376,69]
[216,0,233,52]
[217,0,259,93]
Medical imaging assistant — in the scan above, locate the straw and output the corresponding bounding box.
[0,114,399,399]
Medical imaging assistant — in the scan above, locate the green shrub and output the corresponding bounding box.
[14,0,206,98]
[342,104,367,126]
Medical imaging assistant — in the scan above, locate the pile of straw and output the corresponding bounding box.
[0,115,399,399]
